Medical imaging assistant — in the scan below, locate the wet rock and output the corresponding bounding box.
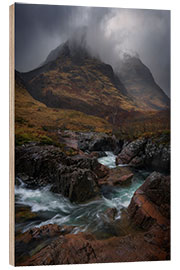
[16,224,74,244]
[78,132,122,153]
[128,172,170,229]
[144,141,170,173]
[89,151,107,158]
[15,144,108,203]
[15,224,75,265]
[16,171,170,266]
[18,227,169,266]
[116,138,146,165]
[129,155,145,168]
[116,137,170,173]
[99,166,134,186]
[103,208,118,223]
[51,168,99,203]
[15,206,38,225]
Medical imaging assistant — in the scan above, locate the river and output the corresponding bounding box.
[15,152,149,237]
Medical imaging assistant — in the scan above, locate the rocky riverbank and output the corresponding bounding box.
[15,130,170,265]
[16,171,170,266]
[116,137,170,173]
[59,130,170,173]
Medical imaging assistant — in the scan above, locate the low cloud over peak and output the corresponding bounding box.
[15,4,170,96]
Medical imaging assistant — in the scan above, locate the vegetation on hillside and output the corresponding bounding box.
[15,80,113,146]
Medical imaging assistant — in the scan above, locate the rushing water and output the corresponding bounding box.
[15,152,149,236]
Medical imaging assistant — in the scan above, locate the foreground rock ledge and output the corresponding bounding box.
[17,224,169,266]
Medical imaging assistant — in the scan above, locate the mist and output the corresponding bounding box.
[15,4,170,96]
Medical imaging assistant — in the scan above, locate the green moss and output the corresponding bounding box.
[39,135,54,145]
[15,133,32,145]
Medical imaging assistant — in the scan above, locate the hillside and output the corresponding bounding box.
[19,42,142,126]
[16,41,170,140]
[117,55,170,111]
[15,72,112,145]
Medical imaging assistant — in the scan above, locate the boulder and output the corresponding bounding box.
[103,208,118,223]
[15,144,108,203]
[98,166,134,186]
[78,132,123,153]
[144,141,170,173]
[116,137,170,173]
[128,172,170,229]
[116,138,146,165]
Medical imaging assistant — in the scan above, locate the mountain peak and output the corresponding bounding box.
[43,28,90,67]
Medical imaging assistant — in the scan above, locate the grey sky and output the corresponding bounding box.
[15,3,170,96]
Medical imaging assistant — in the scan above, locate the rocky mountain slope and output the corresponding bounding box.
[19,42,137,124]
[117,55,170,110]
[15,71,112,145]
[17,41,169,129]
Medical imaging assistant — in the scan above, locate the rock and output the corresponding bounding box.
[138,172,170,219]
[15,224,75,265]
[16,224,74,244]
[144,141,170,173]
[116,138,146,165]
[128,172,170,229]
[129,155,144,168]
[77,132,122,152]
[103,208,118,223]
[118,173,134,184]
[99,166,134,186]
[15,206,38,225]
[51,168,99,203]
[15,144,108,203]
[89,151,107,158]
[116,137,170,173]
[18,226,169,266]
[15,171,170,266]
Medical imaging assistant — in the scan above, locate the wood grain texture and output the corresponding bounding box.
[9,4,15,266]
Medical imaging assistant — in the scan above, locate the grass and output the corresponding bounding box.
[15,80,112,146]
[15,75,170,146]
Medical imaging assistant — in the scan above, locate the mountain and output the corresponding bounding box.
[116,54,170,111]
[17,41,170,129]
[15,71,112,145]
[18,41,141,126]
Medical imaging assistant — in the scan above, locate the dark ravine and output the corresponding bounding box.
[15,131,170,265]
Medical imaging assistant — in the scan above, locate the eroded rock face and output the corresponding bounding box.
[78,132,123,153]
[15,224,75,265]
[116,138,170,173]
[144,141,170,173]
[116,138,146,165]
[128,172,170,229]
[18,225,169,266]
[15,144,108,203]
[98,166,134,186]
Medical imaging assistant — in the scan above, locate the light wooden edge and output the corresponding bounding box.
[9,3,15,266]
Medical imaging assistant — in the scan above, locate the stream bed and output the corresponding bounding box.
[15,152,149,237]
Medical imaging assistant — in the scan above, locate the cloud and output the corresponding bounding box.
[15,4,170,96]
